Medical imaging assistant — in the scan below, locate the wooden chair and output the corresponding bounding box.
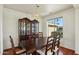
[51,31,60,55]
[36,36,54,55]
[39,32,43,38]
[9,36,26,55]
[37,32,44,49]
[53,35,60,55]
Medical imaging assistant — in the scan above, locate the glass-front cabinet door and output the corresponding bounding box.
[25,19,31,35]
[18,18,31,48]
[19,18,31,36]
[32,20,39,49]
[32,20,39,35]
[18,19,26,36]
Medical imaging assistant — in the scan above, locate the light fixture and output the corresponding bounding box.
[33,4,40,20]
[36,5,39,7]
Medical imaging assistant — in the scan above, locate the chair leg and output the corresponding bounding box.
[26,52,27,55]
[52,51,55,55]
[51,49,53,52]
[26,51,28,55]
[57,50,59,55]
[32,51,36,55]
[45,52,47,55]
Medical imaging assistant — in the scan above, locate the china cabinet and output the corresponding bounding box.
[18,18,39,50]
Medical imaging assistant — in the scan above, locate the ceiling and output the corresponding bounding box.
[4,4,73,17]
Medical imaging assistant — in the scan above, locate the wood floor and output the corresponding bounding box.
[59,47,75,55]
[3,46,77,55]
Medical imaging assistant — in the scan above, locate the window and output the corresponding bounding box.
[48,17,63,38]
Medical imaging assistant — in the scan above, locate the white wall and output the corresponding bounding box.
[3,8,42,49]
[75,8,79,54]
[42,8,75,50]
[0,5,3,54]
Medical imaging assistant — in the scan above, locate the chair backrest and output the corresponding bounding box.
[9,36,14,48]
[39,32,43,39]
[51,31,58,38]
[45,36,54,55]
[51,31,60,49]
[54,35,60,49]
[45,36,60,55]
[9,35,16,54]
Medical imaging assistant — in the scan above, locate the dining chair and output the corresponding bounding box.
[39,32,43,38]
[53,35,60,55]
[36,36,54,55]
[9,35,26,55]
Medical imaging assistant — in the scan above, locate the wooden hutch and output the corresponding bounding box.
[18,18,39,50]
